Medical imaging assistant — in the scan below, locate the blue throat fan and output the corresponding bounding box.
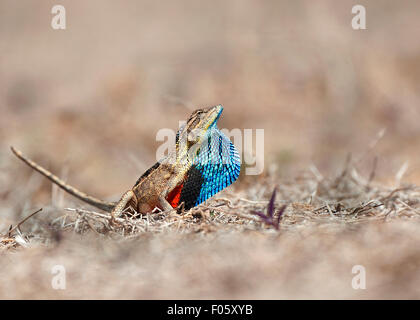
[169,120,241,210]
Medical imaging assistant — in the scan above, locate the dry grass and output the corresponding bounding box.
[4,154,420,248]
[1,156,420,299]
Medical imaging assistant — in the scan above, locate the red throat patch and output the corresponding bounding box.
[166,183,183,208]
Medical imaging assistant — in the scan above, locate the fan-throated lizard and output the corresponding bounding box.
[11,105,241,218]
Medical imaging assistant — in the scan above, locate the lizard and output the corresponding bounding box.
[11,105,241,218]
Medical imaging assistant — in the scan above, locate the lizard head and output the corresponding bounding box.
[186,105,223,131]
[186,104,223,131]
[177,105,223,145]
[175,105,223,161]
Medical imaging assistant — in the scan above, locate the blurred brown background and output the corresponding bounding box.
[2,0,420,194]
[1,0,420,300]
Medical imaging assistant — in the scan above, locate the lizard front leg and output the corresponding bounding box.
[111,190,138,219]
[158,179,184,213]
[158,196,175,212]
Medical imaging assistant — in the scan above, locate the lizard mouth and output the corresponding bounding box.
[205,104,223,129]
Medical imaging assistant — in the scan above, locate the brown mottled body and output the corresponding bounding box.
[117,162,187,215]
[11,105,223,218]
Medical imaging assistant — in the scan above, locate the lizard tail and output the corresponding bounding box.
[10,146,116,212]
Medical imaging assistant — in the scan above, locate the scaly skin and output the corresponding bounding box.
[10,105,240,218]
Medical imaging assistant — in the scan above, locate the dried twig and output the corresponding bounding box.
[8,208,43,237]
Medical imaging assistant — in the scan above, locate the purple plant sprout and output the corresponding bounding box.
[252,188,287,230]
